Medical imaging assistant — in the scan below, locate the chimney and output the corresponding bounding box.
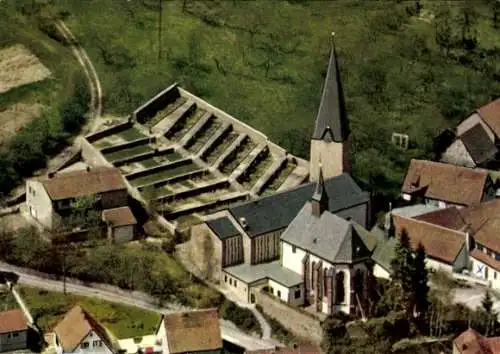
[239,217,248,230]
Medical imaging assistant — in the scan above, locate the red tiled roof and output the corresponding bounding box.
[414,206,467,230]
[392,214,465,264]
[401,159,488,206]
[470,249,500,272]
[164,309,222,354]
[40,167,126,201]
[459,199,500,233]
[472,218,500,252]
[0,309,27,334]
[478,97,500,138]
[102,207,136,227]
[453,328,500,354]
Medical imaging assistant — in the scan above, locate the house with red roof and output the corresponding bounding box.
[0,309,29,352]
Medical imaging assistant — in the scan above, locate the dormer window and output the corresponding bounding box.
[411,175,420,188]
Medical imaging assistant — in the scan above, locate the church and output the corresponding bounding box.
[188,34,375,316]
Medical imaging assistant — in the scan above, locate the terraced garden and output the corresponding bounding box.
[85,86,308,228]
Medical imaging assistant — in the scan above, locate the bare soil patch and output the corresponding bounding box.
[0,44,52,94]
[0,103,45,145]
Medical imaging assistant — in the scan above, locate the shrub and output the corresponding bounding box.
[220,299,262,335]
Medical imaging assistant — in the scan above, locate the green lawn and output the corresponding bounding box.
[115,126,147,141]
[18,286,161,339]
[54,0,500,198]
[130,161,200,186]
[104,144,153,162]
[0,289,18,310]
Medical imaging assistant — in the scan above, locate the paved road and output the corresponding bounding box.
[0,263,278,351]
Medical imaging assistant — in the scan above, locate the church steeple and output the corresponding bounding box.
[311,163,329,217]
[309,32,351,182]
[312,32,350,143]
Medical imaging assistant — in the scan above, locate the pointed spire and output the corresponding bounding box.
[311,162,329,217]
[312,32,350,143]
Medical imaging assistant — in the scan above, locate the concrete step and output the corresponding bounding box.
[152,99,195,135]
[251,155,287,195]
[197,122,232,159]
[166,191,249,217]
[179,112,213,148]
[213,133,247,170]
[230,143,268,182]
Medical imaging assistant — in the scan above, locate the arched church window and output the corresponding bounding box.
[335,271,345,304]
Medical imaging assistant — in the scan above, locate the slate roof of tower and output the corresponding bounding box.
[460,123,498,164]
[280,202,371,264]
[312,34,350,143]
[228,173,369,238]
[206,217,240,240]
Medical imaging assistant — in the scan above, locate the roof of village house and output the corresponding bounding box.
[206,217,240,240]
[459,199,500,233]
[460,123,498,164]
[39,167,126,201]
[0,309,28,334]
[102,206,137,227]
[472,218,500,251]
[371,236,399,273]
[470,249,500,272]
[401,159,489,206]
[453,328,500,354]
[392,214,466,264]
[224,260,302,287]
[478,97,500,138]
[390,204,441,219]
[228,173,369,238]
[281,202,371,264]
[162,308,222,354]
[54,305,114,353]
[312,33,350,143]
[414,206,467,231]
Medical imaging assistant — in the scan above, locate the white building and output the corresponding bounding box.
[53,305,116,354]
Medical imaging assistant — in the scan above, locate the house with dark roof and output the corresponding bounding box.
[53,305,117,354]
[0,309,29,353]
[26,166,136,243]
[401,159,496,208]
[156,308,222,354]
[453,328,500,354]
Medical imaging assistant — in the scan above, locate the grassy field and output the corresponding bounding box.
[18,286,161,339]
[50,0,500,197]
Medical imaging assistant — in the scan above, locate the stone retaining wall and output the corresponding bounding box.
[253,290,324,345]
[51,149,82,173]
[85,120,132,143]
[144,169,207,190]
[99,136,153,155]
[126,157,192,181]
[157,179,230,203]
[78,137,114,168]
[133,83,180,124]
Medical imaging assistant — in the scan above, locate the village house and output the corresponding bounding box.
[156,308,222,354]
[26,166,137,242]
[442,97,500,168]
[453,328,500,354]
[400,159,496,208]
[53,305,117,354]
[0,309,29,353]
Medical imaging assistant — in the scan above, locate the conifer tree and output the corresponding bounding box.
[390,229,415,314]
[482,290,497,336]
[413,242,429,315]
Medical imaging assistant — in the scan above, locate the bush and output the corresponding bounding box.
[363,311,413,342]
[220,299,262,335]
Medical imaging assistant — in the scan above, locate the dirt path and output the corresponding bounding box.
[54,20,103,124]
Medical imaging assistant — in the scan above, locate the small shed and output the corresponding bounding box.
[102,207,137,243]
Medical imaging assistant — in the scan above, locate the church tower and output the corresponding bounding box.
[310,33,351,182]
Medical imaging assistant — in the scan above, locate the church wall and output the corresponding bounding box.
[309,138,350,182]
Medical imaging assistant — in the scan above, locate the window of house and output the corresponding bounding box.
[477,244,483,251]
[496,253,500,261]
[277,290,281,298]
[81,342,90,349]
[229,278,232,285]
[292,246,296,253]
[495,272,498,280]
[12,332,19,338]
[93,340,102,347]
[234,280,238,287]
[224,275,228,283]
[270,287,274,295]
[294,289,301,299]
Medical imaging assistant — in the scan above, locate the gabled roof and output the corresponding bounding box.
[371,237,398,273]
[459,199,500,233]
[54,305,114,353]
[102,207,137,227]
[472,218,500,252]
[414,206,467,231]
[0,309,27,334]
[470,249,500,272]
[281,202,371,264]
[312,33,350,143]
[39,167,126,201]
[162,309,222,354]
[228,173,369,238]
[453,328,500,354]
[401,159,489,206]
[392,214,466,264]
[460,123,498,164]
[206,217,241,240]
[477,97,500,138]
